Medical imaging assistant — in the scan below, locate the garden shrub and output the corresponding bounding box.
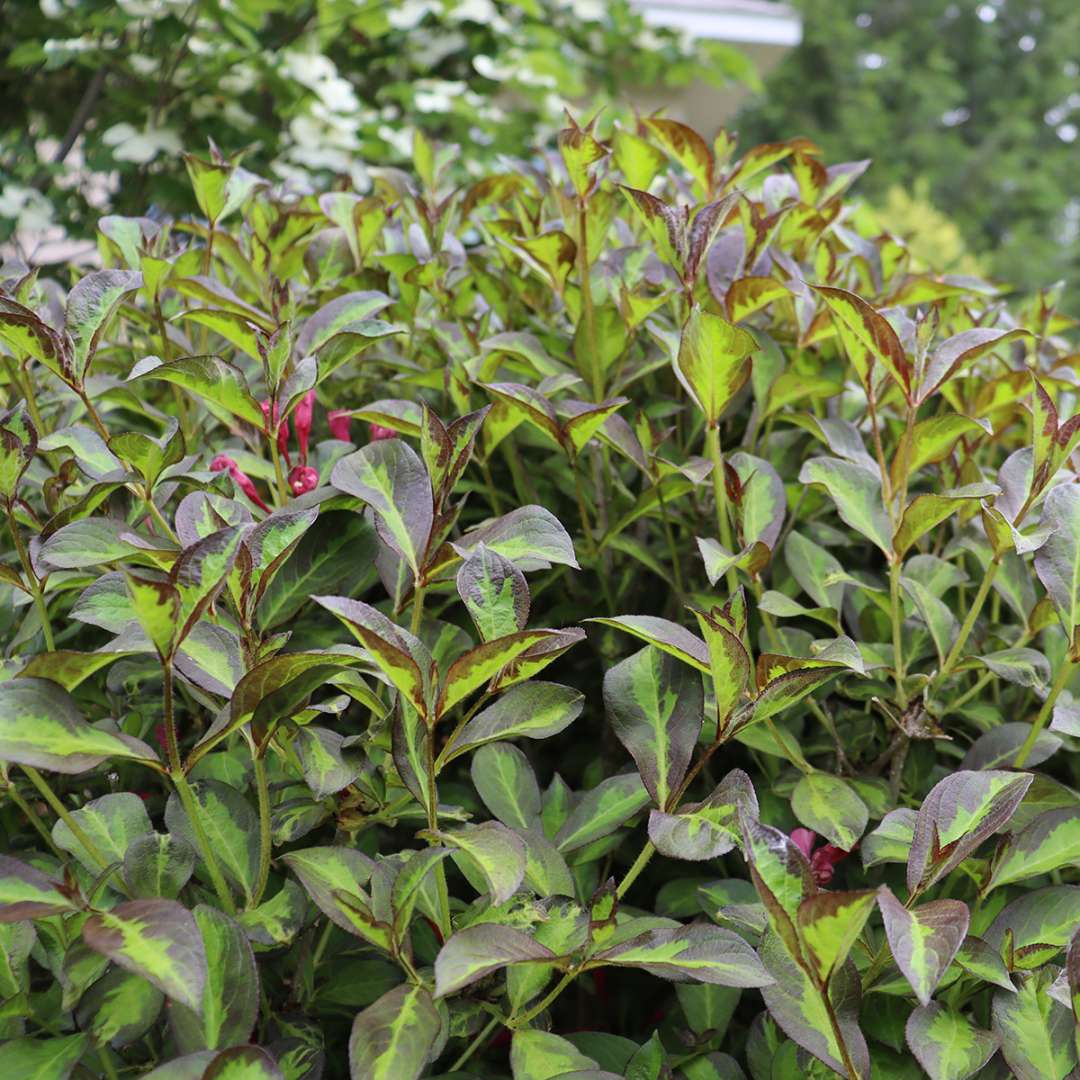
[0,115,1079,1080]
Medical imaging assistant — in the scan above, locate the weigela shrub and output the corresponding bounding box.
[0,117,1078,1080]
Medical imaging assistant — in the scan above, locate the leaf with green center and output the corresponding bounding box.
[295,290,392,356]
[480,382,564,448]
[65,269,142,384]
[445,680,584,761]
[169,906,259,1052]
[902,576,958,665]
[644,117,715,196]
[76,966,163,1048]
[749,661,845,726]
[170,525,246,644]
[785,530,845,611]
[675,307,757,424]
[130,355,263,427]
[434,924,557,997]
[203,1045,284,1080]
[1034,483,1080,653]
[603,645,703,808]
[0,297,70,378]
[82,899,207,1013]
[798,457,891,555]
[125,573,180,658]
[39,517,145,570]
[0,404,36,498]
[439,821,526,904]
[471,743,541,830]
[279,846,374,936]
[648,769,757,861]
[294,727,358,799]
[454,505,579,571]
[796,889,878,986]
[907,770,1033,893]
[695,538,771,585]
[861,808,917,868]
[992,970,1078,1080]
[691,607,752,730]
[587,616,710,672]
[456,545,529,641]
[612,127,666,188]
[878,888,969,1006]
[919,327,1030,402]
[331,440,433,576]
[554,773,651,853]
[437,630,556,715]
[389,847,452,945]
[516,231,576,292]
[0,1033,89,1078]
[511,1028,599,1080]
[16,650,131,692]
[0,854,78,921]
[52,791,152,875]
[987,806,1080,892]
[954,936,1013,991]
[124,833,196,900]
[759,931,868,1079]
[984,884,1080,958]
[791,773,868,851]
[905,1003,999,1080]
[313,596,432,718]
[174,309,263,361]
[893,485,998,558]
[813,285,911,400]
[0,677,158,773]
[165,781,258,907]
[349,983,441,1080]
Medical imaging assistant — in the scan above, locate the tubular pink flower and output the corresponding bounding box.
[294,390,316,463]
[328,409,352,442]
[369,423,396,442]
[209,452,270,512]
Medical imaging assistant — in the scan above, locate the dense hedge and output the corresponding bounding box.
[0,116,1078,1080]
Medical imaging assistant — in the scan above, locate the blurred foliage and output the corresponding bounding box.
[739,0,1080,299]
[0,0,753,252]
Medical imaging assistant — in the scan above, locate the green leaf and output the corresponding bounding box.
[331,440,433,576]
[124,833,196,900]
[52,791,152,874]
[987,807,1080,892]
[907,770,1033,893]
[131,355,263,428]
[554,773,651,852]
[471,743,541,830]
[586,616,710,671]
[1034,483,1080,651]
[125,573,181,656]
[592,923,772,987]
[65,269,142,384]
[511,1028,598,1080]
[785,530,845,610]
[919,327,1030,402]
[390,848,452,945]
[170,906,259,1052]
[203,1045,284,1080]
[790,774,868,851]
[740,815,815,957]
[454,505,579,571]
[82,899,208,1012]
[434,923,556,997]
[905,1003,999,1080]
[349,983,441,1080]
[438,630,558,715]
[279,846,374,938]
[294,726,358,799]
[675,307,757,423]
[878,888,969,1006]
[992,970,1077,1080]
[439,821,526,904]
[456,545,530,641]
[0,854,77,921]
[796,889,878,985]
[0,677,158,773]
[0,404,36,498]
[0,1034,89,1078]
[647,769,756,862]
[798,457,891,555]
[39,517,144,570]
[295,290,393,356]
[446,680,584,761]
[893,485,997,558]
[691,605,752,730]
[902,576,958,666]
[77,966,163,1048]
[603,645,703,808]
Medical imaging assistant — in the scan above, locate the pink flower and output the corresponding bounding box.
[790,828,849,887]
[369,423,396,442]
[294,390,316,464]
[328,409,352,442]
[288,465,319,496]
[210,453,270,512]
[260,399,289,462]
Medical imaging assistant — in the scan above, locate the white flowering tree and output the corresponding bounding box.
[1,0,753,260]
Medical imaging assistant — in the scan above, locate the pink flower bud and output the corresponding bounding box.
[328,409,352,442]
[791,828,816,860]
[810,844,848,887]
[369,423,396,442]
[288,465,319,496]
[209,453,269,512]
[294,390,316,464]
[261,399,290,462]
[209,453,235,473]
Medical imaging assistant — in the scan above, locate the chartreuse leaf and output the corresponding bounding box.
[82,899,208,1012]
[992,969,1077,1080]
[603,646,703,808]
[203,1045,283,1079]
[0,854,78,921]
[791,773,868,850]
[0,1033,89,1078]
[66,269,142,383]
[444,680,584,760]
[439,821,526,904]
[331,439,433,576]
[349,983,441,1080]
[456,545,529,640]
[692,607,752,729]
[893,485,997,558]
[471,743,541,830]
[798,457,891,555]
[131,355,263,427]
[512,1028,599,1079]
[675,307,757,423]
[648,769,756,862]
[389,847,451,945]
[0,677,158,774]
[279,847,375,934]
[76,967,163,1048]
[125,573,181,657]
[434,924,556,997]
[169,906,258,1052]
[587,615,710,671]
[796,889,877,986]
[907,770,1032,893]
[52,791,152,874]
[987,806,1080,892]
[905,1003,999,1080]
[878,888,969,1006]
[125,833,196,900]
[437,630,557,715]
[591,923,772,987]
[554,773,650,852]
[1034,483,1080,653]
